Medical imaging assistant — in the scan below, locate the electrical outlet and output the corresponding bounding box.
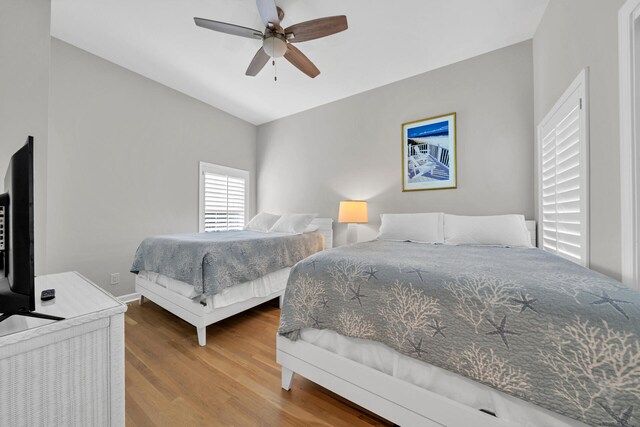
[110,273,120,285]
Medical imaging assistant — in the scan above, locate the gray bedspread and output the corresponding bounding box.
[278,241,640,426]
[131,231,324,296]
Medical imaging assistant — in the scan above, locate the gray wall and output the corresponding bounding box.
[257,41,535,246]
[0,0,51,275]
[533,0,624,279]
[48,39,257,295]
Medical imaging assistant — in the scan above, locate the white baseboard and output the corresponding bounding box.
[118,292,140,304]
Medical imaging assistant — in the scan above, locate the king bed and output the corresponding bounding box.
[276,213,640,427]
[131,216,333,346]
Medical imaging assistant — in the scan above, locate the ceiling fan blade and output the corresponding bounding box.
[246,47,271,76]
[256,0,280,26]
[194,17,263,40]
[285,16,348,43]
[284,44,320,78]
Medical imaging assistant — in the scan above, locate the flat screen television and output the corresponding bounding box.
[0,137,62,323]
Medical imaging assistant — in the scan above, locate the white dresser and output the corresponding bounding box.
[0,272,127,427]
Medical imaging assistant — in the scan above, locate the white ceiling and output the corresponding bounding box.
[51,0,549,125]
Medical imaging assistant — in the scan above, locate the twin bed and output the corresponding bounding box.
[131,217,333,345]
[130,213,640,427]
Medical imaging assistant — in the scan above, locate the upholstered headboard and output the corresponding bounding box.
[525,220,536,247]
[311,218,334,249]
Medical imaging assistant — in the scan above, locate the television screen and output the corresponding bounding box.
[0,137,62,323]
[4,137,35,298]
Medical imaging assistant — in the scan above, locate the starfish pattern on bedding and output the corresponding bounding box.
[428,319,447,338]
[408,337,424,358]
[406,268,428,282]
[320,296,329,310]
[511,292,539,314]
[309,314,324,329]
[365,266,379,281]
[485,315,520,350]
[599,404,635,427]
[349,283,367,306]
[586,291,633,320]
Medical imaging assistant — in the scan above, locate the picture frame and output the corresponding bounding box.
[401,112,457,191]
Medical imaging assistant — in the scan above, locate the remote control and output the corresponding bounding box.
[41,289,56,301]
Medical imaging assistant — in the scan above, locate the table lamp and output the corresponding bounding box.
[338,200,368,245]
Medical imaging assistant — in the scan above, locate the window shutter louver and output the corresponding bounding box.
[200,164,248,233]
[538,71,589,266]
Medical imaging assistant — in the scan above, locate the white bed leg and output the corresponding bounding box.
[281,367,294,391]
[197,327,206,346]
[279,294,284,308]
[139,295,145,305]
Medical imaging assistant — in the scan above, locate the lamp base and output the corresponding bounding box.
[346,223,358,245]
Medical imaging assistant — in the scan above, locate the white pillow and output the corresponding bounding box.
[304,224,319,233]
[377,213,444,243]
[444,214,532,247]
[269,213,318,234]
[244,212,281,232]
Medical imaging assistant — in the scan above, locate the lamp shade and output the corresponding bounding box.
[338,200,368,224]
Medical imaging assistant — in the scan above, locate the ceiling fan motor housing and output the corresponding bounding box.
[263,34,287,57]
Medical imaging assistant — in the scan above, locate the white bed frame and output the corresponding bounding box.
[278,335,507,427]
[136,218,333,346]
[277,335,586,427]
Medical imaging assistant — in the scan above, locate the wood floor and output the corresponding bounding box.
[124,299,394,427]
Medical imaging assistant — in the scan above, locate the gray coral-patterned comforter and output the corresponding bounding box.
[131,231,324,296]
[278,241,640,426]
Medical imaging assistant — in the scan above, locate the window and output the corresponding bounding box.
[538,69,589,266]
[199,162,249,232]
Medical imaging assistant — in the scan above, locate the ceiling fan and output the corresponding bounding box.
[194,0,348,79]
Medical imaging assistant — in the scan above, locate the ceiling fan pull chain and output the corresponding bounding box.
[273,56,277,82]
[272,43,276,82]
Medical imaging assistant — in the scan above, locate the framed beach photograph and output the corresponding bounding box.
[401,113,457,191]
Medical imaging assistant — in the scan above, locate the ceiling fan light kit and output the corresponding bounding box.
[263,34,287,58]
[194,0,348,79]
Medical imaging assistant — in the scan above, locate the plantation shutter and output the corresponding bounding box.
[539,71,589,266]
[200,163,248,232]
